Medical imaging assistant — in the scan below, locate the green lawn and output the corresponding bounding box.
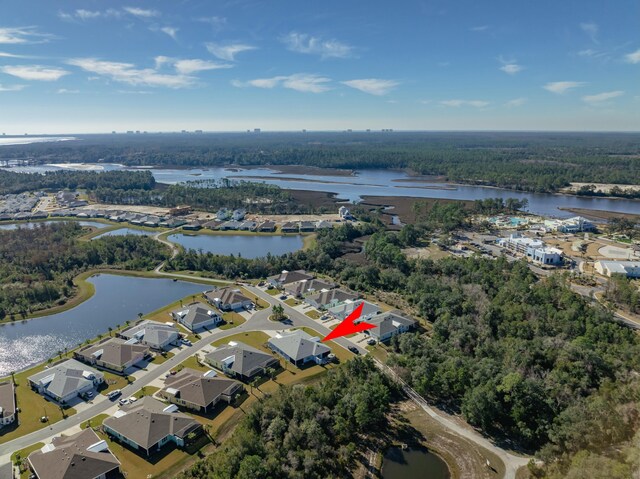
[266,288,280,295]
[99,371,134,395]
[284,298,300,306]
[80,413,109,430]
[305,310,322,319]
[175,355,209,373]
[211,331,271,350]
[0,364,77,444]
[219,312,246,330]
[150,351,175,365]
[133,385,160,400]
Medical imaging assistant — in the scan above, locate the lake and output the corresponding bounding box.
[0,274,206,376]
[92,227,156,239]
[168,233,304,258]
[5,164,640,218]
[382,447,450,479]
[0,220,109,230]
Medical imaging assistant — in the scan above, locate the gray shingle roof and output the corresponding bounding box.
[285,278,336,296]
[28,428,119,479]
[306,288,359,308]
[328,300,381,320]
[268,270,314,286]
[120,320,179,347]
[367,312,416,337]
[268,330,331,361]
[205,342,279,378]
[28,359,103,399]
[77,338,149,368]
[173,303,219,329]
[103,397,199,450]
[204,287,251,308]
[162,368,242,408]
[0,382,15,419]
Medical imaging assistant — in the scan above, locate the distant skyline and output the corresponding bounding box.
[1,0,639,133]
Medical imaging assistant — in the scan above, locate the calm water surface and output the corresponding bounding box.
[168,233,303,258]
[92,227,156,239]
[5,164,640,218]
[0,274,205,376]
[382,447,450,479]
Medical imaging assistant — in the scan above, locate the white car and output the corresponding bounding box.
[108,389,122,400]
[118,398,130,406]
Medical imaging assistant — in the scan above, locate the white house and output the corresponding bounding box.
[118,320,180,350]
[232,209,246,221]
[0,382,16,428]
[171,302,223,331]
[268,330,331,367]
[27,359,104,404]
[365,312,416,342]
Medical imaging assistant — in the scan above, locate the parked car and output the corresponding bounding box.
[118,398,130,406]
[108,389,122,400]
[348,346,360,355]
[85,391,94,398]
[367,338,377,346]
[181,338,192,346]
[327,353,337,363]
[279,295,287,300]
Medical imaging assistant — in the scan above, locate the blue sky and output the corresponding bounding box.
[0,0,639,133]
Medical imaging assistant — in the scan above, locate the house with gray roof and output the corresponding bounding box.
[74,337,150,373]
[0,382,16,428]
[305,288,359,310]
[171,302,222,332]
[27,359,104,405]
[28,428,120,479]
[103,397,201,456]
[328,300,382,322]
[160,368,243,412]
[204,287,253,312]
[284,278,336,298]
[267,269,314,288]
[205,341,279,380]
[268,330,331,367]
[118,320,180,350]
[365,312,417,342]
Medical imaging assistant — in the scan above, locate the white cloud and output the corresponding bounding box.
[173,59,231,75]
[0,51,30,58]
[282,32,354,59]
[505,97,527,107]
[76,9,102,20]
[578,48,607,59]
[123,7,159,18]
[160,27,178,40]
[342,79,399,96]
[233,74,332,93]
[0,65,69,81]
[440,99,489,108]
[57,88,79,94]
[543,81,585,94]
[0,27,54,44]
[582,90,624,104]
[0,83,25,92]
[205,43,256,61]
[580,22,599,43]
[624,48,640,64]
[196,16,227,29]
[59,8,122,21]
[471,25,490,32]
[500,63,523,75]
[67,58,194,88]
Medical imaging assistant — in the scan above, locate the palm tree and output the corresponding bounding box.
[137,313,143,321]
[266,367,276,383]
[9,371,15,385]
[108,327,113,337]
[140,386,146,397]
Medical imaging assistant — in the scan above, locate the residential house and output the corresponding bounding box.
[315,220,333,230]
[281,221,299,233]
[118,320,180,350]
[204,287,253,312]
[159,217,187,228]
[257,221,276,232]
[268,330,331,367]
[205,341,279,380]
[160,368,243,412]
[74,338,150,373]
[339,206,351,219]
[171,302,223,331]
[232,209,246,221]
[103,397,201,456]
[27,359,104,404]
[304,288,359,310]
[298,221,316,232]
[216,208,231,220]
[0,382,16,428]
[182,220,203,231]
[365,312,416,342]
[219,220,243,230]
[284,278,336,298]
[238,220,258,231]
[267,270,314,289]
[327,300,382,322]
[28,428,120,479]
[203,219,223,230]
[595,260,640,278]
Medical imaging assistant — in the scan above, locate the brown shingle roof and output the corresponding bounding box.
[162,368,242,408]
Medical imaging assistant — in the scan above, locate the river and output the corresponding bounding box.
[4,164,639,218]
[0,274,206,376]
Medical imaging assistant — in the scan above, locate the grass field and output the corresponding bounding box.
[133,385,160,399]
[150,351,175,365]
[99,370,134,395]
[219,311,246,329]
[305,310,322,319]
[80,413,109,429]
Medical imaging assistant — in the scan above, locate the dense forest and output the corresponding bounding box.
[2,132,640,193]
[0,222,168,319]
[178,357,395,479]
[0,169,155,195]
[167,215,640,477]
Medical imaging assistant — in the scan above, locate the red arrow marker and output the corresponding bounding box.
[322,302,375,342]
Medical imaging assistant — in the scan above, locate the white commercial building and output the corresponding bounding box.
[544,216,596,234]
[595,261,640,278]
[498,234,564,266]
